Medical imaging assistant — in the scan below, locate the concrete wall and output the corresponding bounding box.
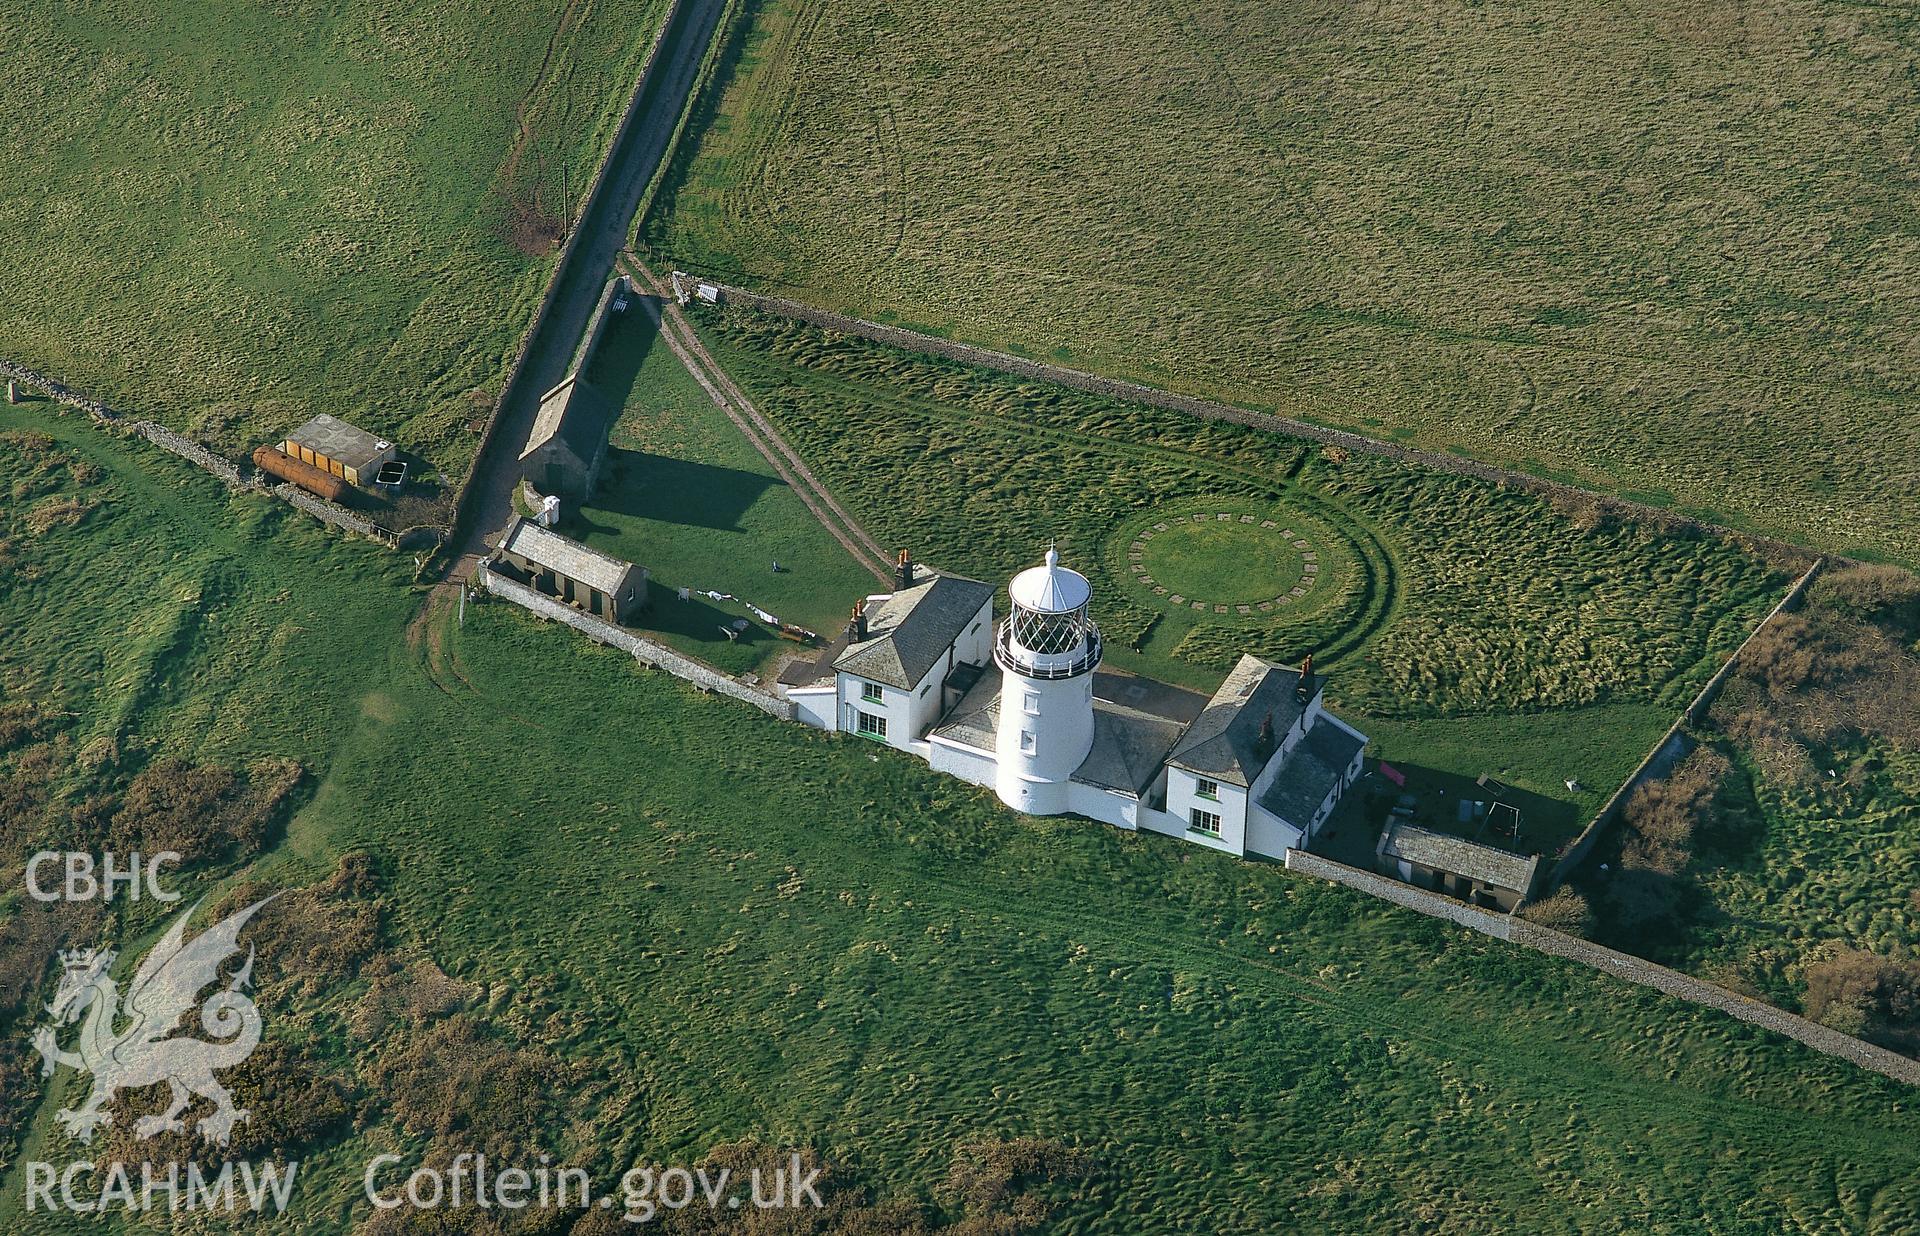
[788,685,835,730]
[1283,848,1920,1087]
[480,565,793,720]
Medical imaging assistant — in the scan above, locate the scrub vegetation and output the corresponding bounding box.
[645,0,1920,565]
[8,380,1920,1235]
[1579,563,1920,1054]
[0,0,668,486]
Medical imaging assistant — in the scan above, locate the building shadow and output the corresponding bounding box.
[1332,763,1580,860]
[573,447,777,534]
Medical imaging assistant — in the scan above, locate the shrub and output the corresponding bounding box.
[1801,949,1920,1052]
[1519,888,1593,935]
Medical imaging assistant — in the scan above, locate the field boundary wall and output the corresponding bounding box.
[450,0,690,546]
[1548,560,1824,883]
[1283,848,1920,1086]
[702,284,1824,565]
[1,359,403,547]
[478,564,793,720]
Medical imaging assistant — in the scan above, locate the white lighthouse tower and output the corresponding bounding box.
[994,547,1102,815]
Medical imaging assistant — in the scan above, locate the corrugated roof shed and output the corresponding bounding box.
[1379,822,1539,893]
[835,571,994,690]
[284,413,392,471]
[495,517,639,597]
[1166,654,1323,786]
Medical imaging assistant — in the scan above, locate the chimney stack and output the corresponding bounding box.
[848,602,868,642]
[1255,711,1276,762]
[1297,653,1314,701]
[896,548,914,590]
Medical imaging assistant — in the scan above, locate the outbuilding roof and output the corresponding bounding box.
[1257,718,1366,827]
[283,413,392,471]
[520,375,611,467]
[1379,822,1539,894]
[1073,700,1186,796]
[494,516,640,597]
[1166,655,1323,786]
[836,571,994,690]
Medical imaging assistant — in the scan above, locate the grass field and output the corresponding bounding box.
[560,307,879,676]
[0,0,668,489]
[643,0,1920,565]
[677,304,1792,849]
[9,375,1920,1235]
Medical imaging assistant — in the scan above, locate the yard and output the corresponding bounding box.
[560,307,880,676]
[643,0,1920,567]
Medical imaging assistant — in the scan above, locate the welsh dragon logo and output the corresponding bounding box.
[31,897,274,1146]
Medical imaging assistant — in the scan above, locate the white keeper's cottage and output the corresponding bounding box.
[784,548,1369,860]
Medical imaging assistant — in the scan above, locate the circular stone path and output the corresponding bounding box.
[1123,509,1325,616]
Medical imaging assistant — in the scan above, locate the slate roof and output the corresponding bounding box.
[1257,718,1367,827]
[1166,654,1323,786]
[283,413,392,470]
[520,375,611,466]
[1379,822,1539,893]
[929,670,1001,750]
[494,516,640,597]
[835,571,994,690]
[1073,701,1186,796]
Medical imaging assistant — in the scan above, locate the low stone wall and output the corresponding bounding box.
[479,565,793,720]
[569,275,631,376]
[1548,559,1824,884]
[448,0,690,546]
[3,359,401,547]
[703,285,1823,565]
[1285,849,1920,1086]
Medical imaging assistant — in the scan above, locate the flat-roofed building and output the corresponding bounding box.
[279,414,396,488]
[491,516,648,625]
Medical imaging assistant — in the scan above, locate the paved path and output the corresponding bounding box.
[452,0,727,576]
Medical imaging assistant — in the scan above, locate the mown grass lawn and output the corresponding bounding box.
[644,0,1920,566]
[561,307,880,677]
[0,0,667,487]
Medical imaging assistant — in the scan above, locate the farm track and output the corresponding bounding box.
[453,0,729,573]
[621,256,894,582]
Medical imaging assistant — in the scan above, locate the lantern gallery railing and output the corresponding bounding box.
[995,621,1102,679]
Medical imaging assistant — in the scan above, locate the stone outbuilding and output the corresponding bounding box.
[491,516,647,624]
[1376,821,1541,911]
[519,374,612,498]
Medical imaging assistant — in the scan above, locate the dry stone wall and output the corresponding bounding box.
[1284,848,1920,1086]
[479,565,794,720]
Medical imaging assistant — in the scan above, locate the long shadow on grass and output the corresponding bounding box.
[575,447,777,533]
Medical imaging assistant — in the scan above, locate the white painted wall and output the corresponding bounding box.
[788,686,835,730]
[1165,767,1247,855]
[929,736,997,789]
[1067,781,1138,830]
[995,668,1095,816]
